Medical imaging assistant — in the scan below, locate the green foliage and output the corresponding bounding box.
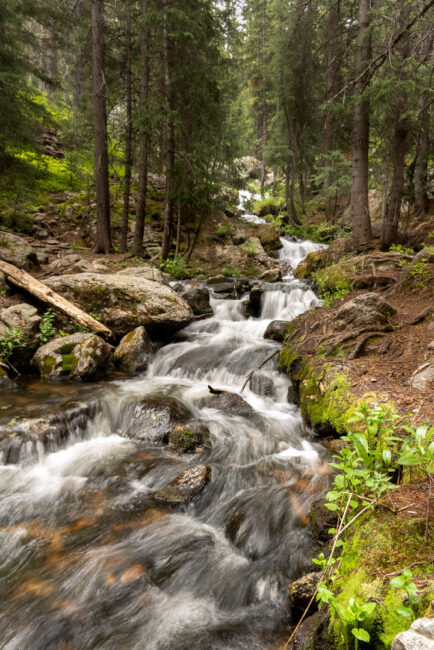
[216,224,228,238]
[241,240,257,256]
[39,309,57,344]
[222,266,242,277]
[316,275,349,306]
[160,256,187,279]
[390,569,419,620]
[397,424,434,478]
[0,327,24,361]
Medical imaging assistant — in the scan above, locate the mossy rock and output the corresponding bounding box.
[32,333,113,381]
[168,423,211,453]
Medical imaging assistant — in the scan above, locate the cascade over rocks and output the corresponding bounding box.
[0,231,37,269]
[45,272,193,338]
[250,373,276,398]
[0,402,93,465]
[32,333,113,381]
[334,292,396,330]
[114,326,151,374]
[154,464,211,503]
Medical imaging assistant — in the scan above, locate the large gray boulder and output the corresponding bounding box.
[201,391,254,416]
[32,333,113,381]
[334,292,396,331]
[0,303,41,339]
[45,272,193,338]
[117,266,166,283]
[392,618,434,649]
[0,231,37,268]
[264,320,290,342]
[114,326,151,373]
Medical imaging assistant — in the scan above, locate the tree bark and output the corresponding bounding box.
[350,0,372,248]
[91,0,112,254]
[121,0,133,252]
[133,0,150,257]
[323,0,340,222]
[414,107,429,215]
[161,0,175,261]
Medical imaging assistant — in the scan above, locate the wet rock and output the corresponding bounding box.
[0,402,93,465]
[117,266,166,283]
[244,285,263,318]
[255,224,282,254]
[168,422,211,453]
[0,303,41,339]
[32,333,113,381]
[334,292,396,331]
[392,618,434,649]
[123,396,192,442]
[212,281,238,295]
[250,373,276,398]
[0,366,16,391]
[154,464,211,503]
[287,383,299,404]
[201,391,254,416]
[410,361,434,391]
[114,326,151,373]
[264,320,290,342]
[260,268,282,283]
[0,231,38,268]
[310,499,337,543]
[288,572,321,611]
[45,272,193,338]
[292,610,330,650]
[172,282,212,316]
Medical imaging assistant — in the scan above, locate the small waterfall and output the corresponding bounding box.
[0,195,331,649]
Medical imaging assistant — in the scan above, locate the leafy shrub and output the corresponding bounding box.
[0,327,24,361]
[39,309,57,344]
[160,256,187,279]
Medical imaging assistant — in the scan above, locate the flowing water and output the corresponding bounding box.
[0,208,329,649]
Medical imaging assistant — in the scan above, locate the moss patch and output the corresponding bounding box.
[329,513,434,649]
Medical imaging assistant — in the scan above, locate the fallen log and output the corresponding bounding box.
[0,260,113,338]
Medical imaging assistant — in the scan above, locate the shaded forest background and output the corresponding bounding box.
[0,0,432,258]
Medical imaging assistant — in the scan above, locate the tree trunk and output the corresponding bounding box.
[260,1,267,197]
[121,0,133,252]
[175,199,181,258]
[133,0,150,257]
[381,118,409,248]
[350,0,372,249]
[323,0,340,222]
[161,0,175,261]
[380,3,411,250]
[91,0,112,254]
[414,112,429,215]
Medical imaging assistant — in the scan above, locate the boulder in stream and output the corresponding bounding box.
[288,572,321,612]
[249,373,276,398]
[32,333,113,381]
[264,320,290,342]
[168,422,211,453]
[154,464,211,503]
[45,272,193,338]
[392,618,434,650]
[114,326,151,373]
[0,366,16,391]
[201,391,254,416]
[172,282,212,316]
[123,396,193,443]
